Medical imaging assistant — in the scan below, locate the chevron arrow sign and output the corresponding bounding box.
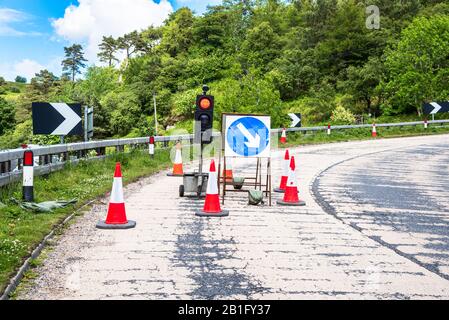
[288,113,302,128]
[32,102,83,136]
[423,102,449,115]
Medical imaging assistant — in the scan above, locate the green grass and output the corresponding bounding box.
[0,148,172,295]
[0,82,27,103]
[280,123,449,148]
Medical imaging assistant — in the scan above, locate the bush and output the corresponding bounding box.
[331,105,356,125]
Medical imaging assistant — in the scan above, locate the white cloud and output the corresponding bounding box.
[0,58,62,82]
[0,8,42,36]
[13,59,45,80]
[0,59,43,82]
[52,0,174,62]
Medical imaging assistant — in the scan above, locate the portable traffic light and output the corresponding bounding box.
[194,86,214,145]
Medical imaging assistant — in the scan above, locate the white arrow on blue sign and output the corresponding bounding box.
[225,115,271,158]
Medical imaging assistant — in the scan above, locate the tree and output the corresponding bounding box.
[98,36,119,67]
[15,76,27,83]
[62,44,88,82]
[0,97,15,135]
[118,31,145,60]
[0,76,6,86]
[30,70,58,95]
[241,21,281,73]
[160,8,195,57]
[383,15,449,115]
[340,57,384,115]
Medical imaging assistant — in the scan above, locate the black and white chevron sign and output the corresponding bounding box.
[423,101,449,115]
[32,102,83,136]
[288,113,302,128]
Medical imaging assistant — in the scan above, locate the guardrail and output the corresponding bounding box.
[1,120,448,188]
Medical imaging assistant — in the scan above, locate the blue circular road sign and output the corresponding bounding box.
[226,117,270,157]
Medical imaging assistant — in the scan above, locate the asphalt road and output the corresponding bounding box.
[314,140,449,280]
[16,134,449,300]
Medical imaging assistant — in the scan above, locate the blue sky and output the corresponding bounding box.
[0,0,221,81]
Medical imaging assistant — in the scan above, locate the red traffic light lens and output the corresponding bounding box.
[199,98,211,110]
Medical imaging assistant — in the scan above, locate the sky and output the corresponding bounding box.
[0,0,222,81]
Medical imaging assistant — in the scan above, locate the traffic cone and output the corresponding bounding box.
[274,149,290,193]
[280,128,287,144]
[222,159,234,183]
[167,142,184,177]
[97,163,136,229]
[278,156,306,207]
[196,160,229,217]
[372,123,377,138]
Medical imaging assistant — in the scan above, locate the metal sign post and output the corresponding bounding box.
[84,106,94,142]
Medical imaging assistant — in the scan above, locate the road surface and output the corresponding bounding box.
[17,134,449,300]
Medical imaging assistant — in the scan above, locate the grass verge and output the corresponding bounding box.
[0,148,171,295]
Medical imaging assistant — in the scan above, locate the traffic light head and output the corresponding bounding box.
[195,94,214,145]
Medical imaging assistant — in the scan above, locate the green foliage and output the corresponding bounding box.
[331,104,356,125]
[100,89,141,136]
[0,98,15,135]
[14,76,27,84]
[382,15,449,115]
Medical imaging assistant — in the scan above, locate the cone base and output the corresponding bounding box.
[195,210,229,218]
[167,173,184,177]
[277,200,306,207]
[274,188,286,194]
[96,220,136,230]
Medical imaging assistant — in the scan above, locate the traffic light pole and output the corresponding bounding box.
[197,141,205,198]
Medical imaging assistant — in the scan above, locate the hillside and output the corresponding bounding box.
[1,0,449,149]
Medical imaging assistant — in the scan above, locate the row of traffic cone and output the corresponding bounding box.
[274,149,306,206]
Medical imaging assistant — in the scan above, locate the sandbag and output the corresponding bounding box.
[11,198,77,213]
[248,190,264,206]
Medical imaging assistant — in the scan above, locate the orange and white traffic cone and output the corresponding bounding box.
[277,156,306,207]
[372,123,377,138]
[167,142,184,177]
[222,159,234,183]
[274,149,290,193]
[280,128,287,144]
[97,163,136,229]
[196,160,229,217]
